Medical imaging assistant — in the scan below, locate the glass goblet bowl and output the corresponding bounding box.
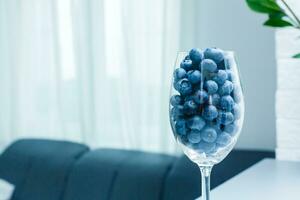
[169,48,244,200]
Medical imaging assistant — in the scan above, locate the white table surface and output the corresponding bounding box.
[0,179,14,200]
[198,158,300,200]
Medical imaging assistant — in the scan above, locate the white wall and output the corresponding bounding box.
[180,0,276,150]
[276,0,300,161]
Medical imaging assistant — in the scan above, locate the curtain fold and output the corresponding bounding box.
[71,0,181,153]
[0,0,181,153]
[0,0,68,149]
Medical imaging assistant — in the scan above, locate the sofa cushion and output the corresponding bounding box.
[63,149,175,200]
[0,139,89,200]
[163,155,200,200]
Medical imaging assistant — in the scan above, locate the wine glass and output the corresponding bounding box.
[169,48,244,200]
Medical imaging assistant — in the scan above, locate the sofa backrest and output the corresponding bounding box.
[0,139,89,200]
[0,139,275,200]
[63,149,177,200]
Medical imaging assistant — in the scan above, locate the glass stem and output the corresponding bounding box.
[199,165,213,200]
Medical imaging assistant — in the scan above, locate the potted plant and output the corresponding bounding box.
[246,0,300,58]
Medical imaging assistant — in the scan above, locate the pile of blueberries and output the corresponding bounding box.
[170,48,243,155]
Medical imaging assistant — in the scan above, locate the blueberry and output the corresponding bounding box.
[213,70,228,85]
[232,104,241,119]
[173,68,186,80]
[232,85,242,103]
[224,123,238,136]
[177,78,193,96]
[187,129,202,143]
[183,100,198,115]
[193,90,208,104]
[187,70,201,84]
[175,119,187,135]
[189,48,204,66]
[180,59,193,71]
[200,127,217,143]
[217,111,234,125]
[202,105,218,121]
[218,80,233,96]
[212,124,222,134]
[170,95,183,106]
[196,141,216,154]
[187,115,206,130]
[204,80,218,94]
[173,80,180,91]
[184,95,194,102]
[224,54,235,70]
[220,95,234,111]
[216,132,232,147]
[217,60,226,70]
[170,105,184,120]
[187,95,200,104]
[178,135,189,145]
[211,93,220,106]
[204,48,224,63]
[192,83,200,92]
[201,59,217,72]
[227,71,235,82]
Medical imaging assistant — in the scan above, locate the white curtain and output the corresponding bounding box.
[0,0,67,147]
[0,0,181,153]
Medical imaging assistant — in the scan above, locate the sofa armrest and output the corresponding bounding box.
[0,139,89,200]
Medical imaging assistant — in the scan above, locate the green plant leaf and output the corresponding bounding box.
[263,12,294,27]
[264,13,294,27]
[293,53,300,58]
[246,0,282,14]
[269,11,289,19]
[264,18,293,27]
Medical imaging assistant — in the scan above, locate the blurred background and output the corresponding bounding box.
[0,0,277,154]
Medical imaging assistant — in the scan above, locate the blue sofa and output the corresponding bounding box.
[0,139,274,200]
